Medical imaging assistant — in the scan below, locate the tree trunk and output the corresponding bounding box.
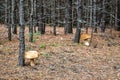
[29,0,33,42]
[8,0,12,41]
[64,0,72,34]
[85,0,89,33]
[93,0,97,33]
[33,0,37,32]
[64,0,73,34]
[19,0,25,66]
[89,0,96,46]
[52,0,56,35]
[74,0,82,43]
[89,0,93,28]
[5,0,8,26]
[115,0,118,30]
[38,0,45,34]
[117,1,120,31]
[12,0,17,34]
[101,0,106,32]
[11,0,16,34]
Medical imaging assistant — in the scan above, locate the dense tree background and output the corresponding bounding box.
[0,0,119,31]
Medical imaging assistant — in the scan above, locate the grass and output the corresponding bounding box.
[51,43,57,47]
[42,52,51,58]
[39,43,46,49]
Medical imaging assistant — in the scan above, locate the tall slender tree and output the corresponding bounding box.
[52,0,57,35]
[101,0,106,32]
[89,0,97,46]
[117,0,120,30]
[93,0,97,33]
[19,0,25,66]
[64,0,73,34]
[115,0,118,30]
[8,0,12,41]
[85,0,90,33]
[33,0,37,32]
[38,0,45,34]
[74,0,82,43]
[29,0,34,42]
[5,0,8,26]
[11,0,16,34]
[12,0,17,34]
[89,0,93,28]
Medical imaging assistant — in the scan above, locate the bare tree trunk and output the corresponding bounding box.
[89,0,96,46]
[64,0,73,34]
[86,0,89,33]
[5,0,8,26]
[29,0,33,42]
[101,0,106,32]
[64,0,69,34]
[74,0,82,43]
[117,0,120,31]
[8,0,12,41]
[52,0,56,35]
[42,0,46,34]
[33,0,37,32]
[38,0,45,34]
[19,0,25,66]
[89,0,93,28]
[93,0,97,33]
[115,0,118,30]
[11,0,16,34]
[57,0,60,26]
[12,1,17,35]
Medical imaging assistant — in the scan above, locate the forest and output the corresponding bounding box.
[0,0,120,79]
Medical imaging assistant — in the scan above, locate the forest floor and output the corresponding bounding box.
[0,24,120,80]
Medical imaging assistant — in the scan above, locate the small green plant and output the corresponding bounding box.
[33,39,36,43]
[51,43,57,47]
[42,52,51,58]
[78,43,83,46]
[39,43,46,49]
[34,31,41,37]
[32,31,41,43]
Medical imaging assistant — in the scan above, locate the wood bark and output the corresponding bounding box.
[19,0,25,66]
[74,0,82,43]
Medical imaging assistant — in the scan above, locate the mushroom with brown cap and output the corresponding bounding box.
[25,51,39,66]
[80,33,91,46]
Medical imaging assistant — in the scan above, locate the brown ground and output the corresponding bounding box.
[0,24,120,80]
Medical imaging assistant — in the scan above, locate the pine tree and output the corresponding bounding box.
[19,0,25,66]
[74,0,83,43]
